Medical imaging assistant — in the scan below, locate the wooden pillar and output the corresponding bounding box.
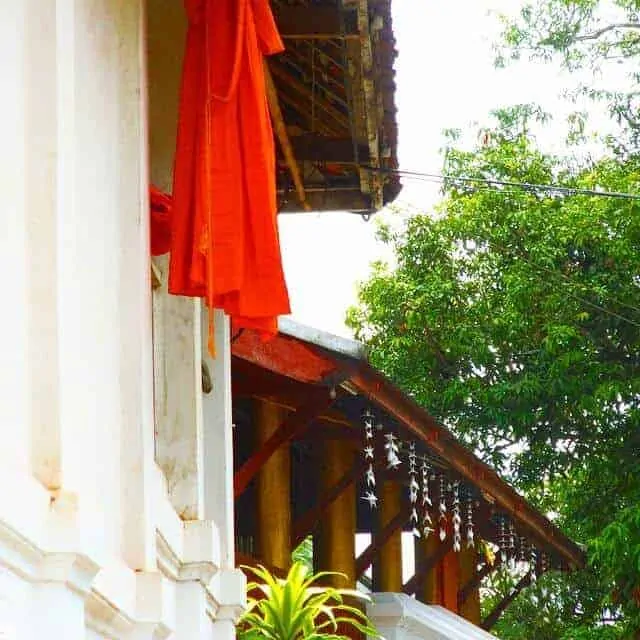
[441,546,460,614]
[254,400,291,570]
[458,545,481,624]
[373,481,403,592]
[315,439,356,588]
[414,534,442,604]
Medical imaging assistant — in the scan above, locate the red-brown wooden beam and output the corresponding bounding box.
[403,537,453,596]
[234,391,334,497]
[458,554,503,608]
[355,509,407,579]
[481,572,532,631]
[293,458,365,547]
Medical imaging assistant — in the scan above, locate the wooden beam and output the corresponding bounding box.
[403,537,453,596]
[269,62,350,132]
[291,135,370,163]
[264,64,311,212]
[459,554,503,608]
[274,5,344,38]
[355,509,407,578]
[481,572,532,631]
[278,187,371,214]
[234,391,333,497]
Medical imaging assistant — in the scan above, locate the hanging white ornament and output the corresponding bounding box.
[498,515,508,563]
[361,409,377,509]
[452,481,461,552]
[508,520,517,570]
[465,491,475,549]
[365,464,376,488]
[361,491,378,508]
[384,433,401,469]
[530,546,538,582]
[438,475,447,542]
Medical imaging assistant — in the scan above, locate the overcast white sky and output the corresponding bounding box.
[278,0,615,339]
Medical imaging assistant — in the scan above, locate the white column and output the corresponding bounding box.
[0,0,45,478]
[24,0,62,490]
[203,309,246,640]
[118,0,158,571]
[202,310,235,566]
[175,582,212,640]
[153,289,205,521]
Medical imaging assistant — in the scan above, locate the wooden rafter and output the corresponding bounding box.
[291,135,370,163]
[234,391,334,497]
[482,572,532,631]
[458,554,503,608]
[274,89,338,137]
[355,509,407,578]
[274,5,342,38]
[264,64,311,212]
[403,537,454,596]
[269,62,350,132]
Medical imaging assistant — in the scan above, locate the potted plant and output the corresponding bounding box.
[237,562,380,640]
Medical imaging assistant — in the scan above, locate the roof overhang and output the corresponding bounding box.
[232,320,586,570]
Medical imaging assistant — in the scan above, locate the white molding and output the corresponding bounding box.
[207,569,247,623]
[368,593,498,640]
[37,552,100,597]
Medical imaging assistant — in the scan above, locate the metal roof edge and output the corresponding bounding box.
[277,316,368,362]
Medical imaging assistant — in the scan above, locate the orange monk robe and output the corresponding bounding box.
[169,0,291,337]
[150,186,172,256]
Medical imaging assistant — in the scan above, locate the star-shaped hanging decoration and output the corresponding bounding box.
[410,508,419,524]
[365,465,376,488]
[387,453,401,470]
[365,425,374,439]
[364,445,375,460]
[409,486,419,503]
[384,433,399,451]
[361,491,378,508]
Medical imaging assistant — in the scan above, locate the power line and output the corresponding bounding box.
[363,166,640,201]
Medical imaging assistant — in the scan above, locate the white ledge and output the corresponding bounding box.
[368,593,498,640]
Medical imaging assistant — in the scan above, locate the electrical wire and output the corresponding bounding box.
[362,166,640,201]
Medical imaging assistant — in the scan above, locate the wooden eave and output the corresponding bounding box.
[231,326,586,571]
[269,0,401,215]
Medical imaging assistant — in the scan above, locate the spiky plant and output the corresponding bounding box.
[237,562,380,640]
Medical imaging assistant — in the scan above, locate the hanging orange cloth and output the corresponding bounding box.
[150,186,172,256]
[168,0,290,343]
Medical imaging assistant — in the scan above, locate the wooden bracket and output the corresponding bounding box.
[481,572,532,631]
[458,554,502,608]
[293,458,365,547]
[403,537,453,596]
[355,509,407,579]
[234,391,333,497]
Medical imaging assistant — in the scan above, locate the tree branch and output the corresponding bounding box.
[575,23,640,42]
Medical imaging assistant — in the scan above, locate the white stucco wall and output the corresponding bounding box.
[0,1,243,637]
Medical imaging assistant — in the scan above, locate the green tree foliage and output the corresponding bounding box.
[237,562,378,640]
[347,106,640,635]
[496,0,640,149]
